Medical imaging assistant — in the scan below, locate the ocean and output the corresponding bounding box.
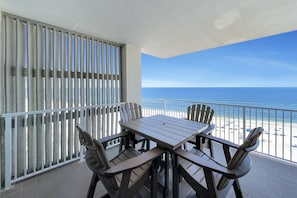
[142,87,297,110]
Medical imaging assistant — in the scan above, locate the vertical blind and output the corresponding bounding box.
[1,13,122,114]
[0,12,122,183]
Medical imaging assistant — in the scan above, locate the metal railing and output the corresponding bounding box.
[1,99,297,191]
[142,99,297,163]
[0,103,123,191]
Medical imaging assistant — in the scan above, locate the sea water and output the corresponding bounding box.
[142,87,297,158]
[142,87,297,110]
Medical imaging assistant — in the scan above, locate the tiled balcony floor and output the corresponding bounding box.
[1,142,297,198]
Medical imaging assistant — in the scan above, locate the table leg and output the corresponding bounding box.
[195,135,202,149]
[163,151,169,197]
[129,133,135,148]
[172,153,179,198]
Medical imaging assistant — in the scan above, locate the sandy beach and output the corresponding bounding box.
[143,109,297,163]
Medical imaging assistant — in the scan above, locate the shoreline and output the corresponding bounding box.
[143,108,297,162]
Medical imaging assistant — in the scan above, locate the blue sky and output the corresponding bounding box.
[142,30,297,87]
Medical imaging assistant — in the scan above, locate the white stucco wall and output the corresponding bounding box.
[121,44,142,104]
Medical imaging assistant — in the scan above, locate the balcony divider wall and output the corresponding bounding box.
[0,12,122,191]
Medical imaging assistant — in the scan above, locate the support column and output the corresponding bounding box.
[121,43,142,104]
[0,9,3,113]
[0,9,5,190]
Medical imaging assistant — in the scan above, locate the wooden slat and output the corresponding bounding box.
[106,44,110,103]
[110,45,114,104]
[16,19,26,177]
[86,37,90,106]
[73,34,78,107]
[61,32,66,162]
[114,47,120,134]
[36,24,44,169]
[96,41,101,105]
[67,33,73,159]
[80,36,84,107]
[73,34,80,157]
[52,29,59,165]
[132,118,189,141]
[91,39,95,106]
[141,115,206,138]
[27,21,36,173]
[109,46,115,134]
[4,16,15,113]
[44,27,52,167]
[101,43,106,104]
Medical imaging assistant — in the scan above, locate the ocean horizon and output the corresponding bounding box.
[142,87,297,110]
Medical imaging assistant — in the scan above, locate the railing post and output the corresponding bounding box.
[164,99,167,115]
[4,117,12,190]
[242,106,246,141]
[79,107,86,162]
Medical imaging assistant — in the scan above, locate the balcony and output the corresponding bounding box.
[1,100,297,197]
[1,2,297,197]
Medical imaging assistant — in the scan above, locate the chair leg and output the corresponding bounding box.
[195,136,203,150]
[119,138,124,152]
[233,179,243,198]
[87,173,100,198]
[151,158,159,198]
[138,139,150,153]
[203,169,218,197]
[146,139,150,151]
[140,139,146,152]
[208,140,214,157]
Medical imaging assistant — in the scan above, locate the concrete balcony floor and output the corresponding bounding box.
[1,142,297,198]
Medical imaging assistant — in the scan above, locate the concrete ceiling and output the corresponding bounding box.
[1,0,297,58]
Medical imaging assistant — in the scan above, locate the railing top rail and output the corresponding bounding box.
[0,102,125,117]
[143,98,297,112]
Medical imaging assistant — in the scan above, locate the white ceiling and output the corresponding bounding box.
[1,0,297,58]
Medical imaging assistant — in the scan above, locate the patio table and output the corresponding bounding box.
[119,114,209,198]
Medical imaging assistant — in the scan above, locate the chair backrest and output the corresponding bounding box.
[217,127,264,190]
[187,104,214,124]
[120,102,143,123]
[76,125,119,193]
[77,124,94,147]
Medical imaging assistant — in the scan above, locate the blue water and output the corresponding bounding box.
[142,87,297,110]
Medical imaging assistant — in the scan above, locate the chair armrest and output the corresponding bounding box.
[98,131,130,145]
[175,148,236,178]
[201,124,215,134]
[187,124,215,145]
[198,132,240,149]
[105,147,165,176]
